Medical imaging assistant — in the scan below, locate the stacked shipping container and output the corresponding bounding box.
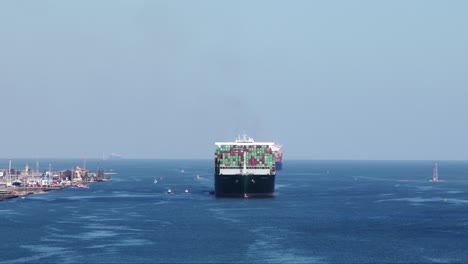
[215,145,275,168]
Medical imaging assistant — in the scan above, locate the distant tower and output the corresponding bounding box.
[432,162,439,182]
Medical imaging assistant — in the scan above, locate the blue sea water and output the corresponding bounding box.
[1,159,468,263]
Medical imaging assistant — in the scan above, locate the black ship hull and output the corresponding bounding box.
[214,174,276,198]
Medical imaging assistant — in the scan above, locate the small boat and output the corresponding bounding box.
[12,181,22,187]
[167,188,172,194]
[184,189,189,194]
[430,162,445,182]
[77,184,90,189]
[154,179,158,184]
[195,175,200,180]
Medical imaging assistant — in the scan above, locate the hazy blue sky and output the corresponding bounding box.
[0,0,467,160]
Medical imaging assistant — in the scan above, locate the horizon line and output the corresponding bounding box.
[0,157,467,162]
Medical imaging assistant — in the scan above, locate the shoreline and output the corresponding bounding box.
[0,185,67,201]
[0,180,111,202]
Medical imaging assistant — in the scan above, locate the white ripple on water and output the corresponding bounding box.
[424,257,460,263]
[85,238,154,249]
[48,230,121,241]
[377,193,395,197]
[78,215,100,220]
[78,230,120,240]
[415,186,435,191]
[153,200,170,205]
[355,175,395,181]
[208,207,270,224]
[83,223,143,232]
[108,206,137,214]
[143,219,174,226]
[63,206,79,210]
[76,214,127,222]
[109,177,125,182]
[275,184,289,190]
[0,245,72,264]
[208,208,242,224]
[27,195,54,201]
[0,209,22,215]
[446,190,463,194]
[46,226,63,233]
[247,227,327,263]
[40,237,67,243]
[376,197,468,205]
[55,220,82,225]
[287,172,323,176]
[89,217,127,222]
[126,212,143,218]
[62,193,155,200]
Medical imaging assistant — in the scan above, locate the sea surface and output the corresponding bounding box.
[1,159,468,263]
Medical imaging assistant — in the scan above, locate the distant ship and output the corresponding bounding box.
[432,162,439,182]
[214,134,277,198]
[103,153,123,160]
[430,162,444,182]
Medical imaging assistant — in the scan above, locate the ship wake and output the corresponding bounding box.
[246,227,327,263]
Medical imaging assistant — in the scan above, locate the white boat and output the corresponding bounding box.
[77,184,90,189]
[154,179,158,184]
[184,189,189,194]
[432,162,439,182]
[167,188,172,194]
[429,162,445,182]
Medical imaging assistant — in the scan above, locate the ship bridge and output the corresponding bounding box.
[215,134,275,147]
[215,141,275,147]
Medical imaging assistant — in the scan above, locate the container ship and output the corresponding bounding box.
[214,135,276,198]
[271,144,283,170]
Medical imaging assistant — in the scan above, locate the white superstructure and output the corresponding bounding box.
[215,134,275,147]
